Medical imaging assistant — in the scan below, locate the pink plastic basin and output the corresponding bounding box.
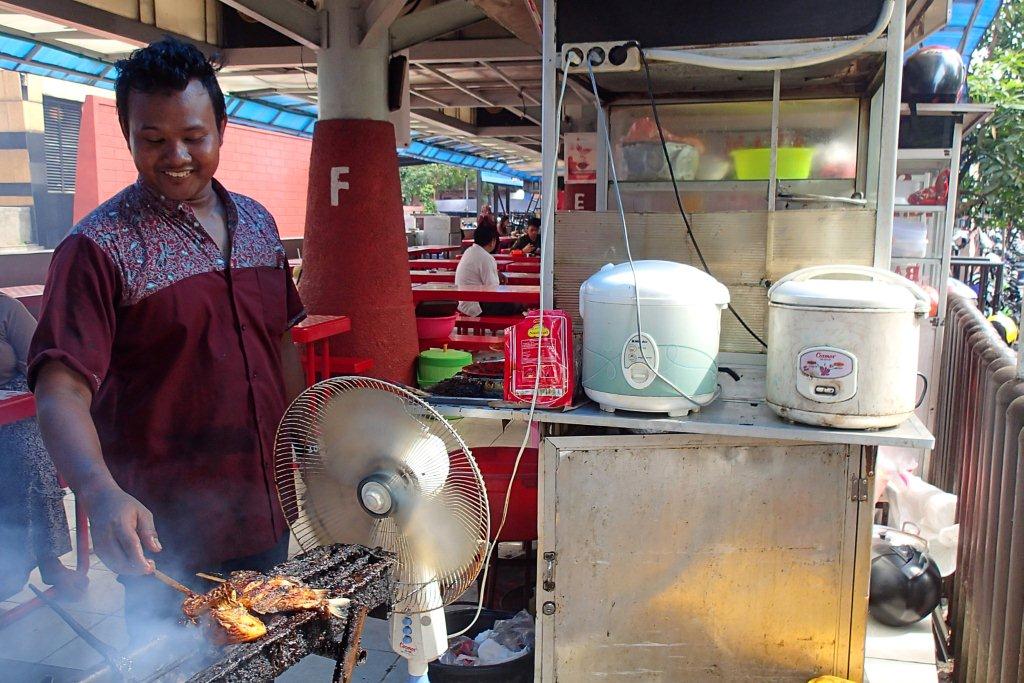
[416,314,457,339]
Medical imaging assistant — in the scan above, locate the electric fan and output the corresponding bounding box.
[273,377,490,682]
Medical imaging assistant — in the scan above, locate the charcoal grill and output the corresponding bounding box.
[76,543,394,683]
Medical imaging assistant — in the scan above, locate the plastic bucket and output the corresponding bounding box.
[416,314,457,339]
[427,608,534,683]
[473,446,538,542]
[416,347,472,389]
[730,147,815,180]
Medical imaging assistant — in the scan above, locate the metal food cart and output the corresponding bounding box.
[429,0,946,679]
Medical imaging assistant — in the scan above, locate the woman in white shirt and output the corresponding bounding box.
[455,219,520,316]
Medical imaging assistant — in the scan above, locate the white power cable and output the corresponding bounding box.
[643,0,895,72]
[447,54,572,639]
[585,59,721,410]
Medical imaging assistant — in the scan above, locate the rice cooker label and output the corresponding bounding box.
[799,349,854,379]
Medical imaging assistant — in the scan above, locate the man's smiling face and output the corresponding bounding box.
[122,79,226,202]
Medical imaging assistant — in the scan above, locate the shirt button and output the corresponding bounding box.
[241,324,247,332]
[251,370,258,379]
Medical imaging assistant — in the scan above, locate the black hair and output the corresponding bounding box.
[527,216,541,229]
[474,217,498,246]
[115,37,226,130]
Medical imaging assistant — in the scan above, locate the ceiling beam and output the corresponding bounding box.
[466,0,539,49]
[217,0,322,50]
[480,60,539,104]
[417,63,540,125]
[390,0,487,52]
[477,124,540,137]
[361,0,406,47]
[0,0,219,55]
[220,45,314,70]
[407,37,537,63]
[410,89,541,108]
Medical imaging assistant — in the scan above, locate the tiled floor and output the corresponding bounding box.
[0,418,524,682]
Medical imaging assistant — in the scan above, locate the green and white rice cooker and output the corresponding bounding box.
[580,260,730,417]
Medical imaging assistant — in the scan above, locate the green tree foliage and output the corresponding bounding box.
[959,0,1024,238]
[399,164,474,213]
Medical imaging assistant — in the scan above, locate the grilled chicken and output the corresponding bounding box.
[204,594,268,645]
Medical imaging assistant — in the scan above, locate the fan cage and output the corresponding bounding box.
[274,376,489,614]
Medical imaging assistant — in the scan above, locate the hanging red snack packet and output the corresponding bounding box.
[504,310,575,408]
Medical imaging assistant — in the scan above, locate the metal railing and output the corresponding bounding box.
[928,291,1020,682]
[950,256,1005,315]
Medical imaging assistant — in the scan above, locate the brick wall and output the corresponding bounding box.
[73,96,311,238]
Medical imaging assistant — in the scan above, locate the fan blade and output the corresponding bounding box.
[302,467,377,546]
[401,492,482,581]
[317,388,430,487]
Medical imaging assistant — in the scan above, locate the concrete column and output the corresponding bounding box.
[300,0,419,384]
[317,0,389,121]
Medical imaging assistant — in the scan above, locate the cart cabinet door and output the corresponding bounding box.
[537,434,867,682]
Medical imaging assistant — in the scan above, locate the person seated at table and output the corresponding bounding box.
[512,216,542,255]
[455,221,522,317]
[497,215,511,237]
[0,292,84,600]
[474,213,500,254]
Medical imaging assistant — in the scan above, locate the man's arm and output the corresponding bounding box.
[280,329,305,402]
[34,361,159,575]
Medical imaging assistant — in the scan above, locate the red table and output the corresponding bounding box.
[410,270,455,283]
[0,390,36,426]
[0,284,45,314]
[408,245,462,258]
[291,314,352,386]
[503,262,541,273]
[412,283,540,305]
[409,259,460,270]
[462,236,515,249]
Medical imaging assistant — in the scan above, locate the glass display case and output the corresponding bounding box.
[607,98,861,213]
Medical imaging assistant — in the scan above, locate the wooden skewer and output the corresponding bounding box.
[196,572,227,583]
[151,568,194,596]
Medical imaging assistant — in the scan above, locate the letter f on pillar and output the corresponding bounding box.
[331,166,350,206]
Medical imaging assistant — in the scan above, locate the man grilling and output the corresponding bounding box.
[29,38,307,638]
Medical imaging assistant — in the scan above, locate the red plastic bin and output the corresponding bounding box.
[472,446,538,542]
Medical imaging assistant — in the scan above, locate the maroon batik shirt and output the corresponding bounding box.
[29,178,305,567]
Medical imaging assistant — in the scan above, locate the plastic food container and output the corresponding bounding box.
[416,314,457,339]
[622,141,700,181]
[730,147,815,180]
[417,347,472,388]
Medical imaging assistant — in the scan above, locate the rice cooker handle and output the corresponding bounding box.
[769,264,931,315]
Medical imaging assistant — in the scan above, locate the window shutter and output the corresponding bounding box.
[43,96,82,194]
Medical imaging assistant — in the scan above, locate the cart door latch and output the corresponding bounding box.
[851,476,869,502]
[542,552,557,591]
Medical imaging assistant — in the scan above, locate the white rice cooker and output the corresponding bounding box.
[766,265,929,429]
[580,260,730,417]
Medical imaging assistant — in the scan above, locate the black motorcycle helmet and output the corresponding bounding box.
[869,537,942,626]
[902,46,966,104]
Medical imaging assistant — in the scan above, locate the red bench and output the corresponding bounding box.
[455,314,522,333]
[419,333,505,352]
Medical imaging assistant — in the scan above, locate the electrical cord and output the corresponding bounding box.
[586,59,721,409]
[446,54,573,639]
[635,46,769,349]
[641,0,894,72]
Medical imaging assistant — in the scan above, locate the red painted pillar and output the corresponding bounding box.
[298,119,418,384]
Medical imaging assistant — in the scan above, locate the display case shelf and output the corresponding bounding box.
[894,204,946,214]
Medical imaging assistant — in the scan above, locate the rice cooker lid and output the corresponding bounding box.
[580,260,730,306]
[770,279,919,311]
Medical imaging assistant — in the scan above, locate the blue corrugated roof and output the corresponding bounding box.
[0,30,542,181]
[917,0,1003,64]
